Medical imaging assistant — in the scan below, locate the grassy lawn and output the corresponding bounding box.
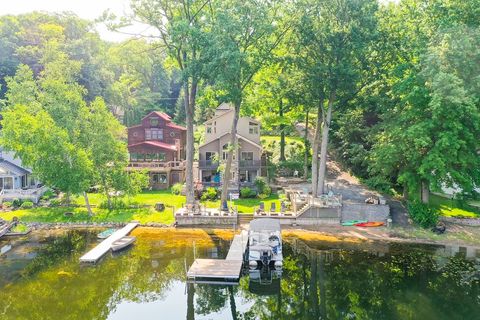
[0,189,283,225]
[429,194,480,218]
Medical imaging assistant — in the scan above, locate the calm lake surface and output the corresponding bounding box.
[0,228,479,320]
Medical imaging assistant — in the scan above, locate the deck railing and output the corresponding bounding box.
[128,160,186,169]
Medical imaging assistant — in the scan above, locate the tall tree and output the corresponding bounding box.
[206,0,291,205]
[295,0,378,196]
[129,0,212,206]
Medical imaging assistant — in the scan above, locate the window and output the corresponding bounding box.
[133,132,138,137]
[241,152,254,161]
[152,173,167,184]
[222,152,235,160]
[205,152,216,161]
[249,122,259,134]
[150,117,159,126]
[206,125,212,134]
[145,128,163,140]
[170,131,175,137]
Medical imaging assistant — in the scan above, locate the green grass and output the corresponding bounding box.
[429,194,480,218]
[1,189,283,225]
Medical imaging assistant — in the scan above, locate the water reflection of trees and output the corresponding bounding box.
[1,231,479,320]
[234,239,480,320]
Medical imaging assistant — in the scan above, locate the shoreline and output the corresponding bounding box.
[9,221,479,249]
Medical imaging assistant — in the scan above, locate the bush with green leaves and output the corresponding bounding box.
[254,177,271,197]
[2,202,12,208]
[12,199,22,208]
[171,183,183,195]
[240,187,256,199]
[20,201,34,209]
[407,201,439,228]
[99,198,128,210]
[276,161,303,177]
[49,199,62,207]
[201,187,218,201]
[42,189,56,200]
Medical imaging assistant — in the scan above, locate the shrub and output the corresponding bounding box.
[363,177,394,195]
[2,202,12,208]
[276,160,303,177]
[240,187,256,199]
[42,189,55,200]
[407,201,439,228]
[49,199,62,207]
[171,183,183,195]
[254,177,271,197]
[201,187,218,201]
[12,198,22,208]
[99,198,128,210]
[20,201,34,209]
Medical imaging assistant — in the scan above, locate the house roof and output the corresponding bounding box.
[216,102,234,111]
[199,132,262,150]
[128,141,178,151]
[166,122,187,131]
[143,111,172,121]
[0,159,30,176]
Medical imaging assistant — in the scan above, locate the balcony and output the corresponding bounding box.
[127,160,186,170]
[198,160,220,170]
[238,160,263,168]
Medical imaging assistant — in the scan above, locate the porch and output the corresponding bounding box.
[0,186,48,204]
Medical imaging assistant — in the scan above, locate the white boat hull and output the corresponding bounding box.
[111,236,136,252]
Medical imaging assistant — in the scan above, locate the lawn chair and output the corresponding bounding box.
[270,202,278,216]
[280,201,287,215]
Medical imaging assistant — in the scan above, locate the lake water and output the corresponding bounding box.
[0,228,479,320]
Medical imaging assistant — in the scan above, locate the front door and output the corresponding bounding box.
[171,172,180,184]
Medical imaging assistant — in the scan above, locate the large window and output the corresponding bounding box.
[241,152,254,161]
[145,128,163,140]
[150,117,159,127]
[205,152,216,161]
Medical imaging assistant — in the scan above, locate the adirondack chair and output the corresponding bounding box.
[270,202,278,216]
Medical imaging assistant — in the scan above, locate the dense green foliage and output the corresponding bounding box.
[0,0,479,219]
[407,201,440,228]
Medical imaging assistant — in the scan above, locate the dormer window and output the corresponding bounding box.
[249,122,259,134]
[206,125,212,134]
[150,117,159,127]
[145,128,163,140]
[206,122,216,134]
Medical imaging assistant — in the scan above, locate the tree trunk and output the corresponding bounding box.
[311,101,323,197]
[303,109,310,179]
[220,102,241,206]
[184,78,196,205]
[421,180,430,204]
[101,175,112,210]
[84,192,93,216]
[317,91,336,196]
[403,183,408,200]
[228,286,237,320]
[186,283,195,320]
[279,99,286,162]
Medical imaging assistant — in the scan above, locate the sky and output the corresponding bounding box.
[0,0,397,42]
[0,0,151,42]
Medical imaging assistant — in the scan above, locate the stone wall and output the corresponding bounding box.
[341,201,390,222]
[175,215,238,226]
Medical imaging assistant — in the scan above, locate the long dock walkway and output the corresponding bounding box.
[187,230,249,283]
[80,222,139,264]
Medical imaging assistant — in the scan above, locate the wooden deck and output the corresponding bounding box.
[226,230,248,261]
[80,222,139,264]
[187,259,243,280]
[187,230,249,283]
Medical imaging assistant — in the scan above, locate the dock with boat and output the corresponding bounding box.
[80,222,139,264]
[187,230,249,283]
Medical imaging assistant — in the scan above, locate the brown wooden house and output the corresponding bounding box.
[127,111,186,189]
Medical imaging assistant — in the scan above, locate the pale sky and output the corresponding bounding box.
[0,0,397,42]
[0,0,152,42]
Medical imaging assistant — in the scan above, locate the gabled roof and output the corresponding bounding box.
[128,141,177,151]
[0,159,30,176]
[142,111,171,122]
[199,132,262,150]
[166,122,186,131]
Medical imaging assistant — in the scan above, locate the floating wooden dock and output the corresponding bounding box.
[187,230,249,283]
[80,222,139,264]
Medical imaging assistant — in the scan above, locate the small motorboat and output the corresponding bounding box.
[354,221,385,227]
[248,219,283,269]
[342,220,367,226]
[111,236,136,252]
[97,228,116,239]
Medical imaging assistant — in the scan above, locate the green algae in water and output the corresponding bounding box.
[0,229,479,320]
